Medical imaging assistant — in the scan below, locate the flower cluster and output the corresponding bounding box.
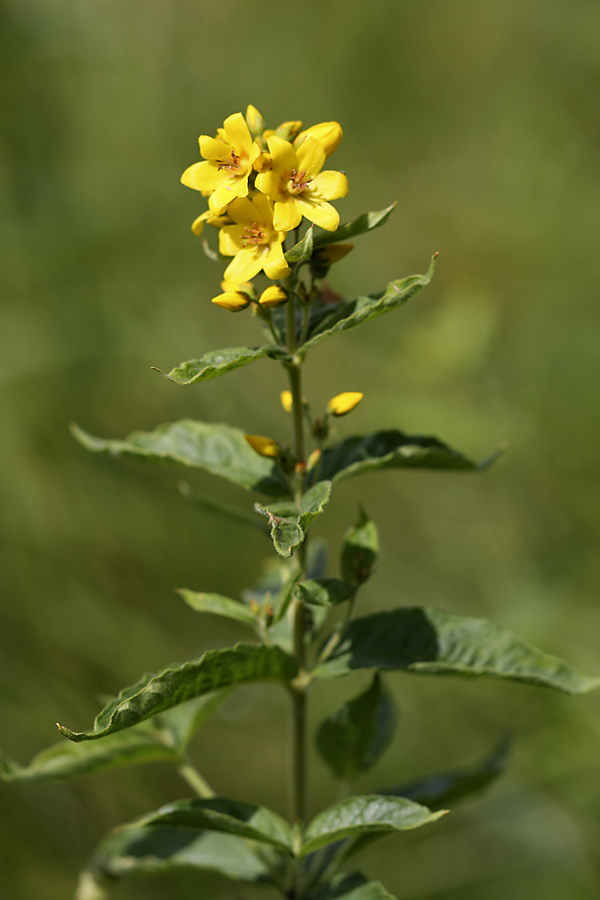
[181,105,348,306]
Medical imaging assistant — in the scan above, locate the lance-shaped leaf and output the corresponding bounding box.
[317,431,479,486]
[294,579,355,608]
[286,225,314,264]
[178,590,258,627]
[300,795,446,857]
[315,607,600,694]
[71,420,289,498]
[312,203,397,249]
[255,481,332,558]
[152,345,289,386]
[1,693,227,784]
[316,675,397,780]
[58,643,297,742]
[80,826,277,890]
[308,872,397,900]
[386,736,510,809]
[298,260,435,358]
[134,797,293,853]
[341,507,379,586]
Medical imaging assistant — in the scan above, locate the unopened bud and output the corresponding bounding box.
[275,120,303,141]
[211,291,251,312]
[280,391,293,414]
[259,286,288,308]
[245,104,265,137]
[245,434,281,458]
[306,448,322,471]
[294,121,342,157]
[327,392,364,416]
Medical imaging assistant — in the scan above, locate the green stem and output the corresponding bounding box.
[178,759,215,798]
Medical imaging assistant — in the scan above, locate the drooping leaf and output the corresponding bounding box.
[286,225,314,264]
[152,345,289,386]
[135,797,293,854]
[387,736,510,809]
[315,607,600,694]
[178,591,258,626]
[255,480,332,558]
[307,872,397,900]
[58,643,298,742]
[312,203,397,249]
[300,795,446,856]
[317,431,479,486]
[294,579,355,608]
[81,826,277,889]
[0,693,227,784]
[71,420,289,498]
[341,507,379,586]
[316,675,397,780]
[298,260,435,358]
[179,482,271,533]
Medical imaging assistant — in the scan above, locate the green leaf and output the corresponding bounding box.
[294,578,355,607]
[135,797,293,854]
[82,826,277,887]
[178,591,258,626]
[315,607,600,694]
[316,675,397,780]
[312,203,397,249]
[152,345,288,386]
[300,795,446,856]
[318,431,479,486]
[71,420,289,498]
[0,693,226,783]
[341,507,379,586]
[388,736,510,809]
[179,482,270,534]
[58,643,298,742]
[299,260,435,358]
[255,480,332,558]
[286,225,314,264]
[308,872,397,900]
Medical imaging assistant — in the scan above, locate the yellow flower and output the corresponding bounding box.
[219,194,291,283]
[280,390,293,413]
[245,434,281,457]
[327,392,364,416]
[181,113,261,215]
[255,135,348,232]
[294,121,343,157]
[211,291,251,312]
[259,286,288,308]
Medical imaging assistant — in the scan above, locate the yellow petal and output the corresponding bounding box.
[223,112,252,156]
[221,279,254,294]
[296,137,326,180]
[245,434,280,457]
[211,291,251,312]
[226,196,260,227]
[309,170,349,201]
[280,390,293,414]
[199,135,230,161]
[295,122,342,157]
[273,198,303,233]
[263,242,291,280]
[294,196,340,231]
[327,392,363,416]
[219,224,246,256]
[253,151,273,173]
[181,160,223,193]
[208,179,240,214]
[255,169,285,201]
[259,286,288,308]
[223,245,265,283]
[191,211,211,235]
[266,135,298,176]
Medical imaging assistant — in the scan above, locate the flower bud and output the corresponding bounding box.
[280,391,293,414]
[275,120,303,141]
[244,434,281,457]
[211,291,251,312]
[245,104,265,138]
[295,121,342,157]
[259,285,289,308]
[327,392,364,416]
[306,448,322,471]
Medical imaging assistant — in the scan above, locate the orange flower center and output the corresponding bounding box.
[218,149,242,172]
[287,168,311,195]
[241,223,267,246]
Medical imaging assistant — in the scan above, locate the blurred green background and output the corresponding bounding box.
[2,1,600,898]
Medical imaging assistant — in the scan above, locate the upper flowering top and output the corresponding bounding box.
[181,106,348,288]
